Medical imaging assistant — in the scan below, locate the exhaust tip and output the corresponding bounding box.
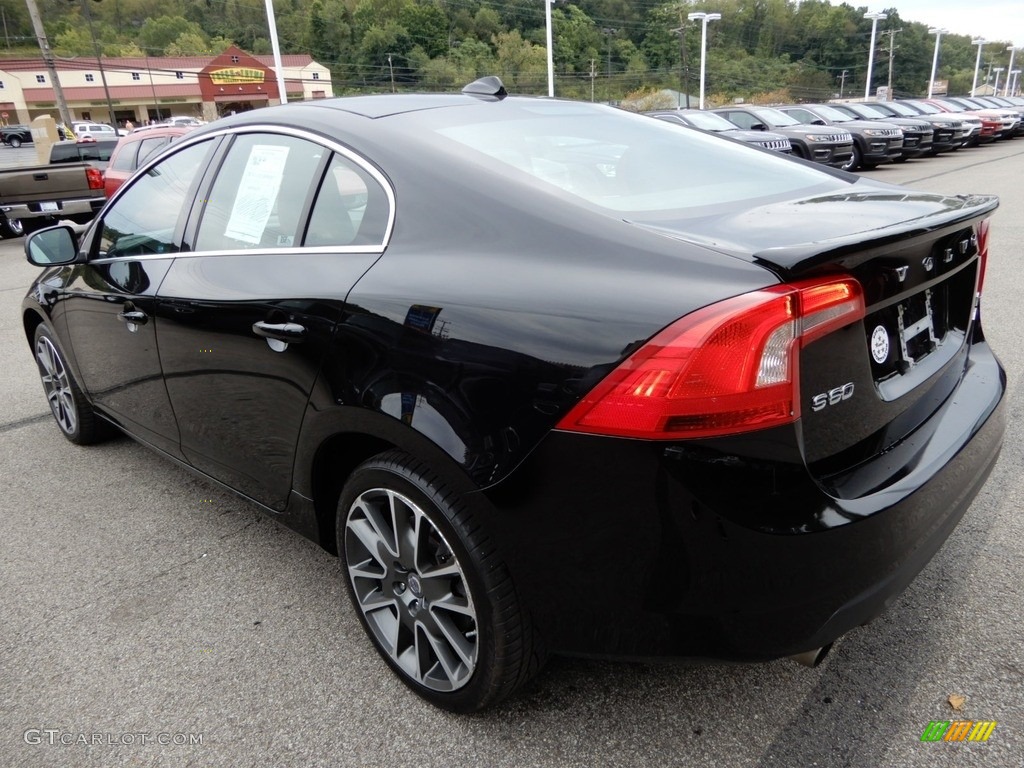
[789,642,833,668]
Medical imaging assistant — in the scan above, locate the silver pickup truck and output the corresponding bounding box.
[0,139,116,238]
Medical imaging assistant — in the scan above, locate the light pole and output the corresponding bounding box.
[545,0,559,97]
[863,12,887,100]
[687,11,720,110]
[1011,70,1022,97]
[1006,47,1017,97]
[993,67,1005,95]
[971,38,987,96]
[927,27,947,98]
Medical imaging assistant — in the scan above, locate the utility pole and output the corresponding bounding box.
[78,0,117,125]
[884,28,901,100]
[589,58,596,102]
[24,0,74,128]
[671,5,690,108]
[838,69,848,98]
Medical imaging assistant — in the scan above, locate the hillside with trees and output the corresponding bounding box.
[0,0,1015,104]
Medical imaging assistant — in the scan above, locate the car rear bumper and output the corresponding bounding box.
[485,339,1005,661]
[1,196,105,220]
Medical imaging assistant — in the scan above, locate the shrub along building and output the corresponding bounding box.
[0,46,333,127]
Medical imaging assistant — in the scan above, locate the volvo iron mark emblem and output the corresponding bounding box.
[871,325,890,364]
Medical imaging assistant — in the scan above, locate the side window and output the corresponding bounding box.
[725,112,756,130]
[194,133,326,251]
[306,153,390,247]
[137,136,171,165]
[110,141,141,172]
[96,140,213,259]
[786,109,814,124]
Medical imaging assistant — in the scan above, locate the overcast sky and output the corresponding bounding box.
[859,1,1023,49]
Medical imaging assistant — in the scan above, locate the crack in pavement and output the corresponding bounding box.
[0,412,51,434]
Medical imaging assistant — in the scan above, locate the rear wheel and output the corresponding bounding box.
[0,216,24,238]
[9,136,21,148]
[337,450,543,712]
[33,324,106,444]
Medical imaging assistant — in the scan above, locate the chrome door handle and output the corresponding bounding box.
[252,321,306,343]
[117,309,148,325]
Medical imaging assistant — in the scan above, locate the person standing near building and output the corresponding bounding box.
[124,118,134,131]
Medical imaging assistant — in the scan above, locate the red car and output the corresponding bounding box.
[103,125,193,198]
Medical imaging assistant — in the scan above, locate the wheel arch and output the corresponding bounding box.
[305,413,484,556]
[23,307,45,349]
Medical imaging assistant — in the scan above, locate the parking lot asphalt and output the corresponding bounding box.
[2,141,1023,768]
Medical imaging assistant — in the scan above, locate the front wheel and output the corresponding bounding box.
[9,136,21,148]
[337,451,543,712]
[840,144,862,172]
[33,324,106,444]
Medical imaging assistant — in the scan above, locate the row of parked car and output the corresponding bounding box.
[648,95,1024,171]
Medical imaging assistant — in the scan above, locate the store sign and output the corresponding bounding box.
[210,67,265,85]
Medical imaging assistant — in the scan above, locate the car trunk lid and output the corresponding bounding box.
[632,187,998,480]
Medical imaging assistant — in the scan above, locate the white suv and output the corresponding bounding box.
[71,122,125,140]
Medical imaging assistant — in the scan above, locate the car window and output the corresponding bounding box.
[96,139,214,259]
[48,144,76,163]
[110,141,141,172]
[77,142,114,163]
[784,108,816,123]
[194,133,326,251]
[721,111,758,130]
[306,153,390,247]
[137,136,171,165]
[435,106,830,214]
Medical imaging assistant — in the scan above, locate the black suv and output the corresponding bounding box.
[712,106,853,168]
[828,102,934,160]
[778,104,903,171]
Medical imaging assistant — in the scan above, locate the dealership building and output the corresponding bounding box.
[0,46,333,127]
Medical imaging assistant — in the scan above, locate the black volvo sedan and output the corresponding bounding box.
[22,77,1005,712]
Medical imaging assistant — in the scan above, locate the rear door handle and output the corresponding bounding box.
[117,309,148,325]
[252,321,306,343]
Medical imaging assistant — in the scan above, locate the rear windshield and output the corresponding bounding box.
[432,102,835,214]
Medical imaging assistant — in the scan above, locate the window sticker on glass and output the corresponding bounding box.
[224,145,290,244]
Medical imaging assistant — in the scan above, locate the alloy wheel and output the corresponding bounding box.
[35,335,77,435]
[344,487,478,692]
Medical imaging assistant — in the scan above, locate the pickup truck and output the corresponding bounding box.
[0,140,114,238]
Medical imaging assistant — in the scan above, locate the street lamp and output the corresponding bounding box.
[971,38,987,96]
[687,11,721,110]
[1011,70,1021,98]
[993,67,1005,94]
[927,28,947,98]
[545,0,560,97]
[863,12,886,100]
[1006,47,1018,97]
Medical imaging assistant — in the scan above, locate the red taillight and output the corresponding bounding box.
[557,277,864,440]
[86,167,104,190]
[976,218,990,294]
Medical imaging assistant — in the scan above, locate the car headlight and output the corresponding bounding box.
[863,129,889,137]
[804,134,830,142]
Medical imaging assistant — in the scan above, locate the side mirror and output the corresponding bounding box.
[751,123,768,131]
[25,225,82,267]
[812,119,827,126]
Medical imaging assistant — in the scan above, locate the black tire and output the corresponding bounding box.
[32,324,107,445]
[0,215,24,238]
[790,144,807,160]
[336,450,543,712]
[9,136,21,148]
